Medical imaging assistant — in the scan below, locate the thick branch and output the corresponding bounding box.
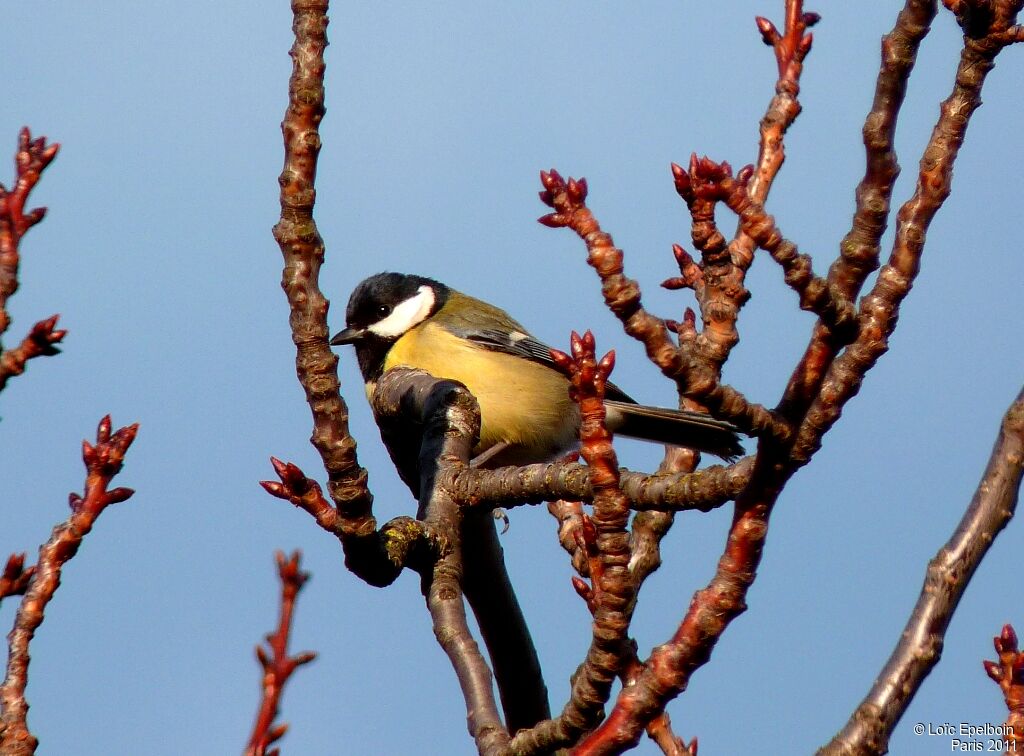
[819,386,1024,755]
[371,366,550,746]
[272,0,376,553]
[438,456,752,513]
[390,370,513,754]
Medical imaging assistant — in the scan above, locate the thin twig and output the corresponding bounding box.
[0,417,138,755]
[511,332,637,754]
[538,167,777,440]
[696,166,856,335]
[0,315,65,392]
[683,0,817,380]
[0,555,34,607]
[260,458,433,586]
[0,128,62,393]
[538,171,683,377]
[984,624,1024,749]
[245,551,316,756]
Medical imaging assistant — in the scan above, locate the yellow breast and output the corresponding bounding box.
[378,322,578,462]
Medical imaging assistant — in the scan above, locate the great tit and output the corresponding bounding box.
[330,272,743,481]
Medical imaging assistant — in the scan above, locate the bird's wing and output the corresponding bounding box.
[457,327,634,404]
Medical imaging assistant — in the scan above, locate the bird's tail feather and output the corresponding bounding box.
[604,400,744,461]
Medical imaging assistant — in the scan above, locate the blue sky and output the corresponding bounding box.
[1,2,1022,754]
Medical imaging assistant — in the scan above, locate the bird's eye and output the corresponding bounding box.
[377,304,392,318]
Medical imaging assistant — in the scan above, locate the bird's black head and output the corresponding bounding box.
[330,272,449,379]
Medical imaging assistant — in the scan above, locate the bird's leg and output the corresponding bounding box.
[469,441,512,469]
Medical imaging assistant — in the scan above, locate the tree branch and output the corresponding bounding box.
[792,0,1022,464]
[538,166,778,440]
[511,332,638,754]
[0,417,138,755]
[818,386,1024,755]
[272,0,377,560]
[245,551,317,756]
[778,0,936,422]
[0,129,62,394]
[438,456,752,513]
[683,0,817,378]
[261,458,437,586]
[384,370,513,754]
[538,171,682,377]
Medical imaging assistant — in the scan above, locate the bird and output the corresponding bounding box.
[330,272,743,484]
[330,271,742,733]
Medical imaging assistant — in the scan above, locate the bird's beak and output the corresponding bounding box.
[330,327,366,345]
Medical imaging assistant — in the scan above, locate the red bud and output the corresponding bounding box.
[571,576,591,601]
[569,331,584,360]
[294,650,318,666]
[985,659,1003,681]
[549,348,571,373]
[580,513,597,546]
[82,440,97,467]
[2,554,26,581]
[97,415,112,443]
[1002,624,1018,650]
[105,487,135,504]
[661,277,688,291]
[755,16,778,45]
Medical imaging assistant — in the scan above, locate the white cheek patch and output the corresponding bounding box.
[367,285,436,338]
